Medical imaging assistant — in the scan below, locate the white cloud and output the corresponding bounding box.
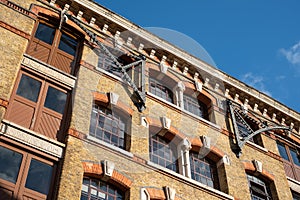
[241,72,272,96]
[280,41,300,65]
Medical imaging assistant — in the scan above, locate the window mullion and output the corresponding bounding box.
[286,145,298,179]
[48,29,61,65]
[30,81,47,130]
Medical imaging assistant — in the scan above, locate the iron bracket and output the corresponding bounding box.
[227,100,291,157]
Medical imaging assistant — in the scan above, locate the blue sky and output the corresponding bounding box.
[96,0,300,112]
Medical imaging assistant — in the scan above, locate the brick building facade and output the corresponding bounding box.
[0,0,300,199]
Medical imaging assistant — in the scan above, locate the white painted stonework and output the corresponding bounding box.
[0,121,64,158]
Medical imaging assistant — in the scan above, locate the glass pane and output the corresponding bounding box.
[25,159,53,195]
[44,86,67,114]
[34,23,55,45]
[16,74,41,102]
[292,191,300,200]
[58,33,78,56]
[277,142,289,161]
[290,148,300,166]
[0,146,23,183]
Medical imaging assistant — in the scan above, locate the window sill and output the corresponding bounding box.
[147,92,180,109]
[95,67,124,83]
[181,109,220,130]
[0,119,65,158]
[287,177,300,193]
[246,141,268,153]
[87,135,133,158]
[147,92,221,130]
[147,161,234,200]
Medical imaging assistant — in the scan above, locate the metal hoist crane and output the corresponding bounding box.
[61,11,146,112]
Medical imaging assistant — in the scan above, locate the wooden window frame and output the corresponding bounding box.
[5,68,71,141]
[26,16,83,75]
[277,141,300,182]
[0,142,57,199]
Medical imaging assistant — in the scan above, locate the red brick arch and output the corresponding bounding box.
[147,116,186,140]
[82,161,132,189]
[189,137,225,162]
[242,161,275,181]
[93,92,134,116]
[148,63,216,106]
[142,187,181,200]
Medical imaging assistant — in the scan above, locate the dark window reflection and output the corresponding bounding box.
[25,159,53,195]
[16,74,41,102]
[34,23,55,45]
[290,148,300,166]
[0,146,23,183]
[183,95,208,119]
[277,142,290,161]
[58,33,78,56]
[44,86,67,114]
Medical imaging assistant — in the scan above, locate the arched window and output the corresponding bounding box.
[149,132,178,173]
[247,174,273,200]
[89,104,128,150]
[81,177,124,200]
[183,95,208,119]
[149,78,174,103]
[189,151,219,189]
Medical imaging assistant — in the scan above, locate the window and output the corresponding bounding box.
[0,145,23,183]
[149,132,178,172]
[27,20,82,74]
[0,144,55,199]
[190,151,219,189]
[277,142,300,181]
[183,95,208,119]
[5,71,69,140]
[25,159,53,195]
[96,47,132,78]
[81,177,124,200]
[247,174,272,200]
[292,190,300,200]
[89,105,128,150]
[149,78,174,103]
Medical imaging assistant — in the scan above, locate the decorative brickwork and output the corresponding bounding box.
[0,98,9,109]
[0,20,30,39]
[68,128,86,140]
[242,160,275,181]
[81,161,132,189]
[143,187,181,200]
[93,91,134,115]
